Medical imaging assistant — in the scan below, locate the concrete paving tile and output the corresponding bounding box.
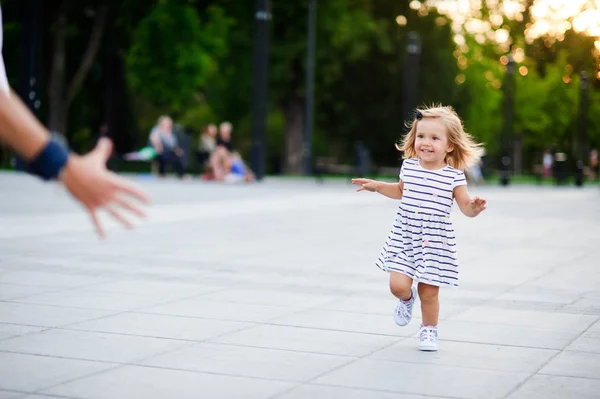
[43,365,295,399]
[539,350,600,379]
[449,306,598,331]
[141,298,303,323]
[505,375,600,399]
[0,329,189,363]
[0,303,115,328]
[0,352,115,392]
[440,320,581,349]
[213,324,399,357]
[270,309,416,336]
[0,324,47,341]
[68,312,254,341]
[139,342,354,382]
[369,339,558,373]
[314,358,529,399]
[275,385,438,399]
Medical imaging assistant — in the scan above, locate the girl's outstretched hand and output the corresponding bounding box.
[470,196,487,215]
[351,178,379,192]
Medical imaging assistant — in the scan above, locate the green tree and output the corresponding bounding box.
[269,0,389,174]
[443,36,503,159]
[587,89,600,150]
[313,1,460,168]
[125,0,232,131]
[46,0,109,136]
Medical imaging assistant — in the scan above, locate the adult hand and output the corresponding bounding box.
[60,137,150,238]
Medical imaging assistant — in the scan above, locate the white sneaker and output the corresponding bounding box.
[417,324,439,351]
[393,285,417,326]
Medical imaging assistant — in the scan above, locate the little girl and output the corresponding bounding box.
[352,105,486,352]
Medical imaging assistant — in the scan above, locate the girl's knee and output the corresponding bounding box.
[390,283,411,298]
[389,273,413,298]
[418,283,439,303]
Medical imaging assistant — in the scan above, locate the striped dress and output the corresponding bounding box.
[376,158,467,287]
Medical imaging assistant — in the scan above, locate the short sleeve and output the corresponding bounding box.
[399,162,405,180]
[0,55,8,95]
[452,170,467,189]
[0,7,9,95]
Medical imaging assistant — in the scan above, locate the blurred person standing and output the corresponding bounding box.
[543,149,553,179]
[590,149,598,180]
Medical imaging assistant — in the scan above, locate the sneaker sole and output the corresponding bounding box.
[418,345,438,352]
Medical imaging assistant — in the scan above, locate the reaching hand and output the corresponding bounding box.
[60,138,150,238]
[470,196,487,216]
[351,178,379,193]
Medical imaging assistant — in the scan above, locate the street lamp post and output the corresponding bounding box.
[14,0,41,171]
[303,0,317,176]
[402,32,421,126]
[500,55,515,186]
[250,0,271,181]
[20,0,41,114]
[401,32,421,171]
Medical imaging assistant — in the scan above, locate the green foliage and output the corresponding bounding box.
[70,127,94,153]
[125,1,232,112]
[234,107,286,163]
[178,101,218,133]
[315,2,460,165]
[587,89,600,149]
[508,51,580,154]
[536,55,579,149]
[266,0,388,104]
[4,0,600,171]
[514,66,549,139]
[457,48,504,156]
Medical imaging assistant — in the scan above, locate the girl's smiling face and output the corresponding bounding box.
[414,118,454,168]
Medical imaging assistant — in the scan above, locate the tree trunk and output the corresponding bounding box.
[48,2,109,136]
[48,2,67,133]
[283,97,305,174]
[66,4,108,109]
[513,136,523,176]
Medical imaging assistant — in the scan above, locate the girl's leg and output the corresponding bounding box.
[389,271,416,327]
[389,271,413,301]
[418,283,440,326]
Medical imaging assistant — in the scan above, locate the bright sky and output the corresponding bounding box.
[414,0,600,42]
[402,0,600,80]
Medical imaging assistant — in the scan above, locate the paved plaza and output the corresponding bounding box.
[0,171,599,399]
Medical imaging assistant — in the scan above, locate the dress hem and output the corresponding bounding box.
[376,263,459,288]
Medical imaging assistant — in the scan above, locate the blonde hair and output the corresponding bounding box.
[158,115,172,124]
[396,104,484,171]
[219,121,233,132]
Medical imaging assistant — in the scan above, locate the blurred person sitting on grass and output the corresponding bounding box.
[149,115,185,179]
[200,120,255,182]
[217,121,234,153]
[197,123,218,169]
[204,146,255,183]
